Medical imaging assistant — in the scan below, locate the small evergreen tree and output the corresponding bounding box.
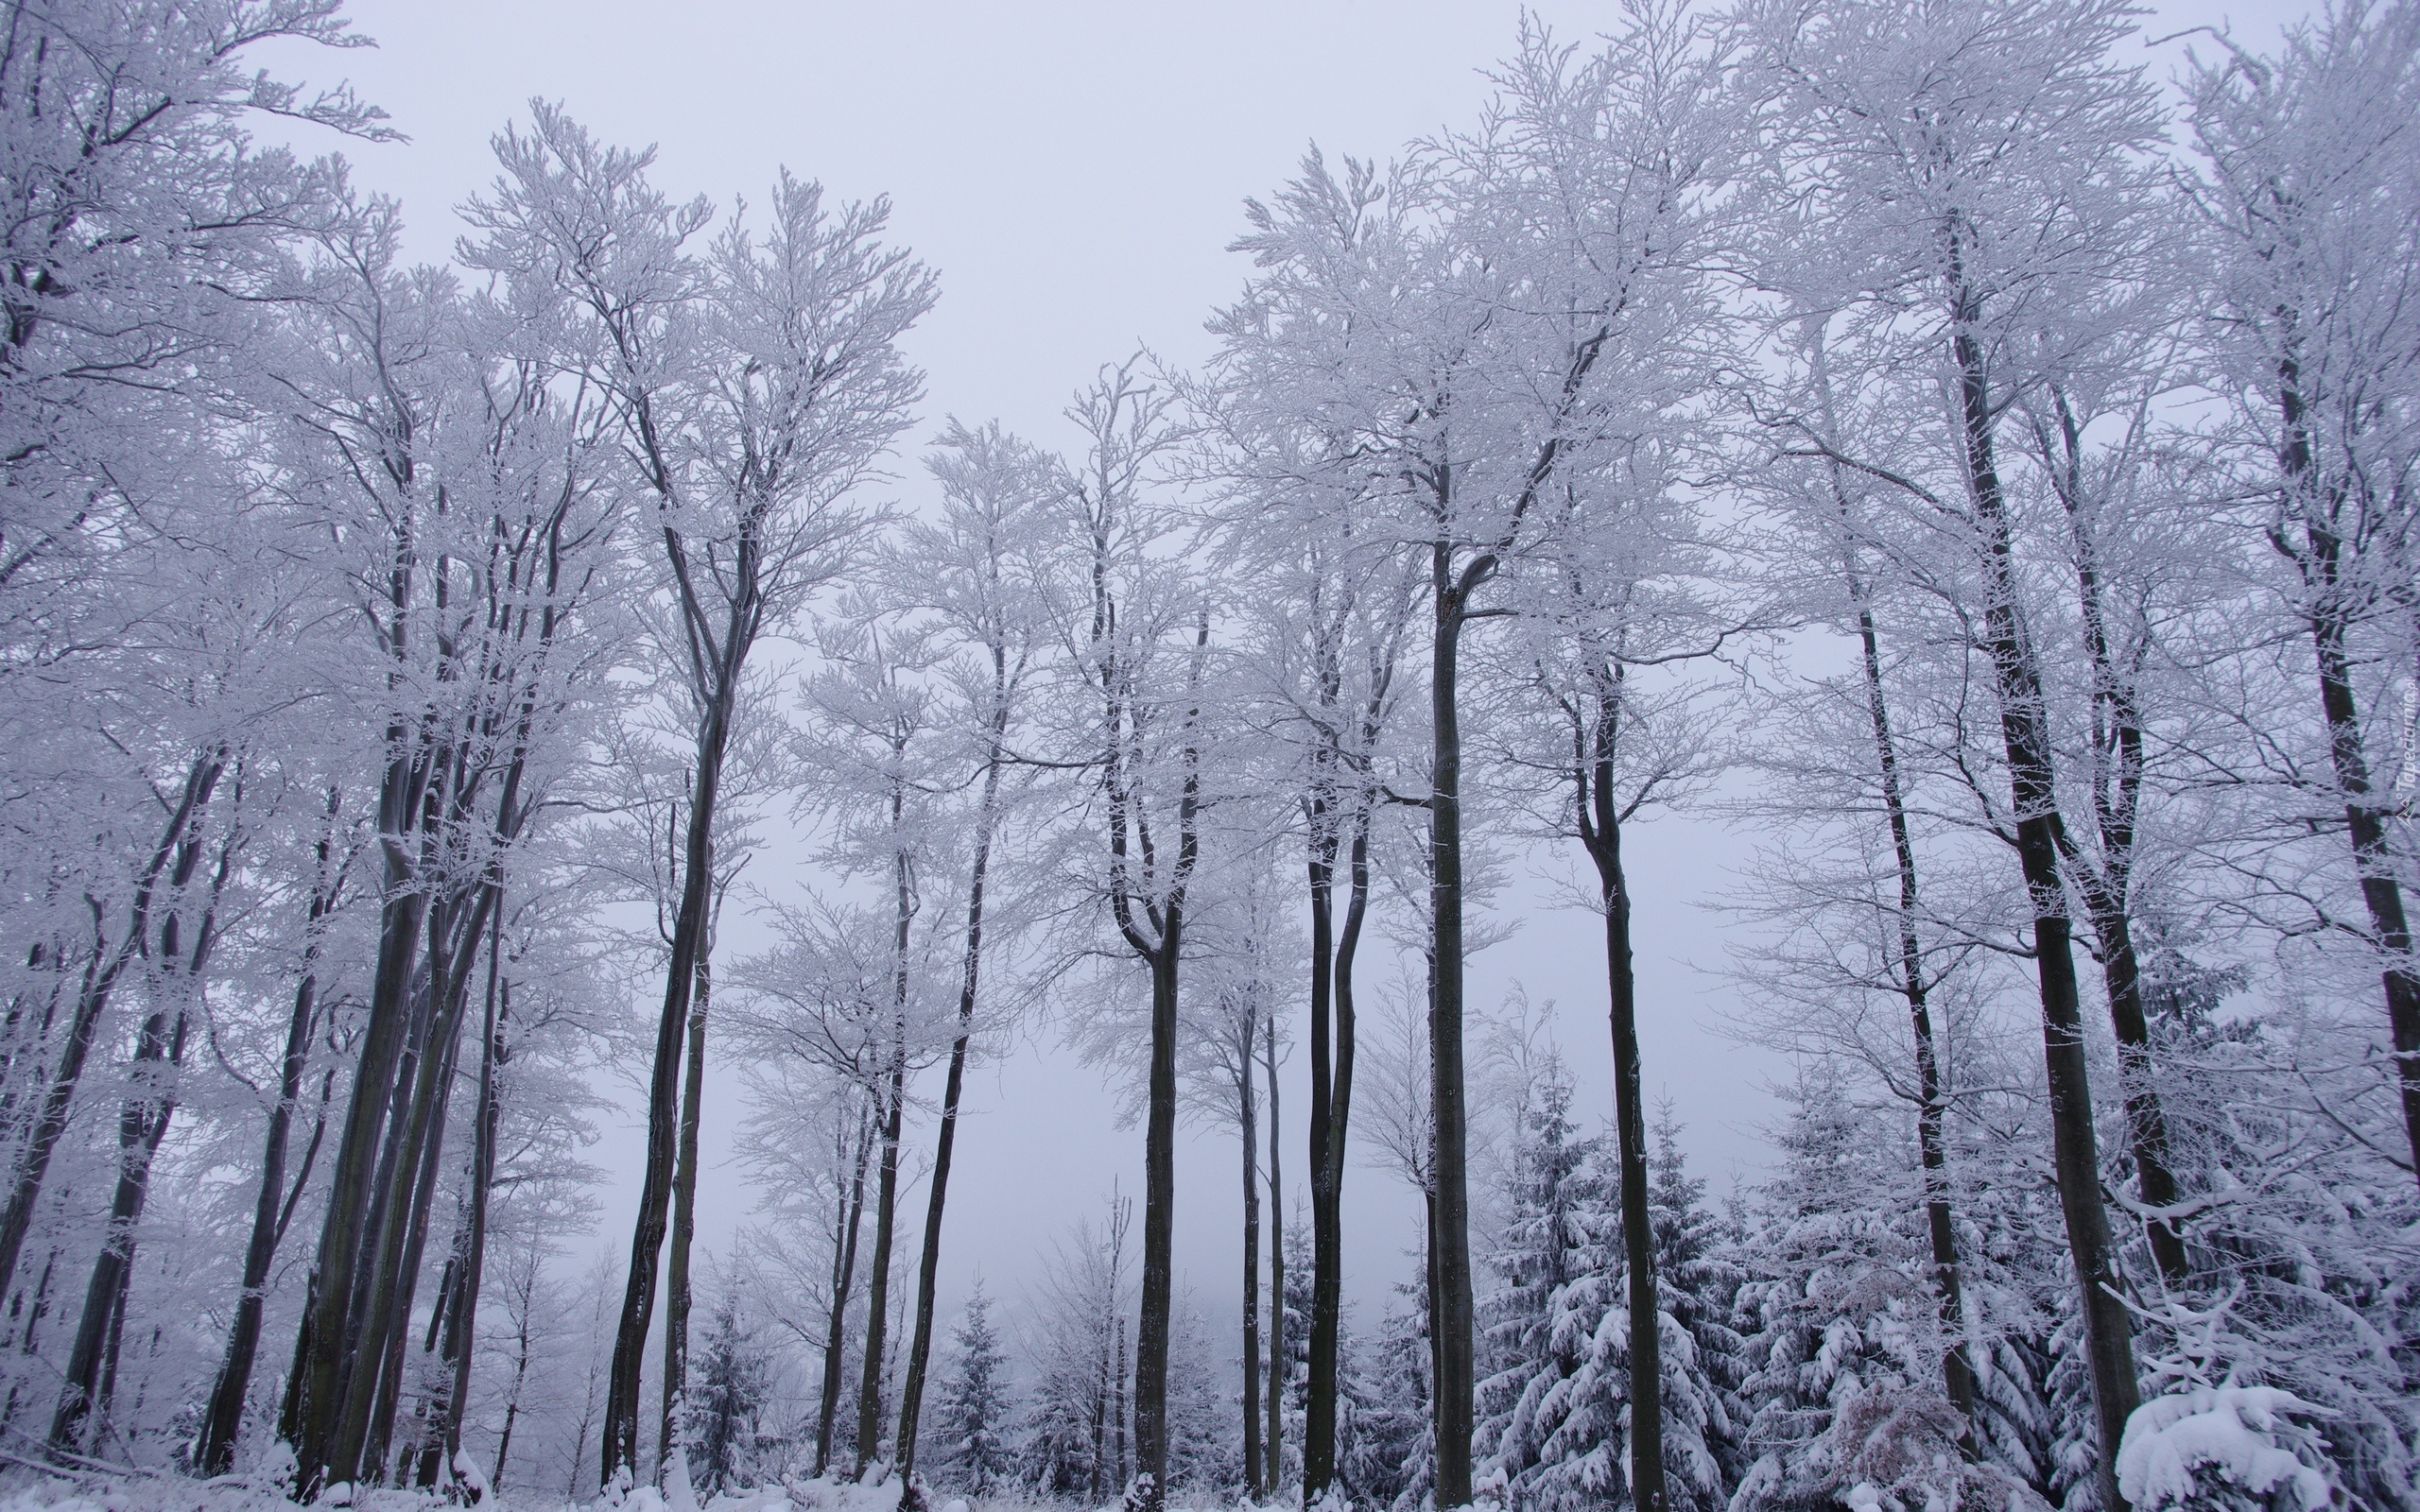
[686,1298,773,1497]
[1343,1252,1435,1512]
[1730,1081,2030,1512]
[934,1284,1014,1495]
[1646,1108,1749,1511]
[1477,1057,1609,1507]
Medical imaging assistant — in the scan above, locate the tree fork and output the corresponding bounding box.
[1954,305,2137,1509]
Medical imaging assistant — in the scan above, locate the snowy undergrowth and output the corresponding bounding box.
[2115,1387,2343,1512]
[0,1472,1285,1512]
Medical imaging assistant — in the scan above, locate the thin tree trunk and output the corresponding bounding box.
[1593,818,1665,1512]
[1853,603,1979,1422]
[816,1099,875,1475]
[47,1004,190,1456]
[1133,939,1181,1508]
[412,1217,468,1487]
[663,954,712,1479]
[1265,1013,1284,1490]
[606,673,736,1487]
[1307,808,1371,1503]
[1950,289,2137,1509]
[0,750,221,1305]
[1560,665,1668,1512]
[441,907,510,1484]
[199,790,341,1474]
[854,1049,907,1474]
[53,795,231,1457]
[2037,394,2192,1284]
[2272,360,2420,1193]
[1426,558,1476,1510]
[1813,328,1982,1424]
[896,729,1006,1478]
[856,820,917,1479]
[493,1253,538,1490]
[1241,1039,1263,1498]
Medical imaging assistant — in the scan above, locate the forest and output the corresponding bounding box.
[0,1,2414,1511]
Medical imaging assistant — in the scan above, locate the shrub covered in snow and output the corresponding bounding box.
[2113,1388,2342,1512]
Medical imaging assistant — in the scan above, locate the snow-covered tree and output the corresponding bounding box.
[932,1284,1014,1496]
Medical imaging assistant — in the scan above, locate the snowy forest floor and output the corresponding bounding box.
[0,1470,1271,1512]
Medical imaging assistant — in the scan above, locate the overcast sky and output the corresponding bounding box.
[259,0,2313,1340]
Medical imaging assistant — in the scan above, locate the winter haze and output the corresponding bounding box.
[1,4,2410,1512]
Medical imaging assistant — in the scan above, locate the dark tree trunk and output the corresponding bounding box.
[663,954,712,1479]
[1426,558,1476,1509]
[606,672,735,1489]
[54,791,230,1458]
[1132,938,1182,1508]
[287,786,432,1487]
[1812,339,1985,1427]
[440,910,511,1486]
[1306,808,1371,1502]
[2271,363,2420,1193]
[493,1255,538,1491]
[896,731,1005,1476]
[853,1047,907,1475]
[1566,671,1668,1512]
[856,822,917,1479]
[1264,1014,1284,1490]
[816,1100,875,1475]
[1852,603,1979,1424]
[1950,300,2137,1510]
[2036,394,2192,1285]
[48,1004,189,1456]
[199,788,342,1475]
[0,751,221,1306]
[342,884,492,1483]
[1241,1040,1263,1497]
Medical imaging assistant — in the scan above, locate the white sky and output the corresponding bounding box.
[259,0,2313,1349]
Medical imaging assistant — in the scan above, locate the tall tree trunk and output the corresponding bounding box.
[1570,670,1667,1512]
[1240,1040,1263,1498]
[288,743,435,1489]
[1426,559,1476,1510]
[47,1004,189,1456]
[1305,812,1338,1498]
[606,677,735,1488]
[341,883,493,1484]
[1306,809,1371,1503]
[199,789,341,1475]
[2036,393,2192,1284]
[816,1099,875,1475]
[1132,939,1182,1507]
[1265,1013,1284,1490]
[493,1253,539,1491]
[53,790,230,1457]
[440,907,510,1486]
[1814,329,1983,1424]
[856,824,916,1478]
[2272,361,2420,1193]
[1854,601,1979,1422]
[854,1050,908,1474]
[896,732,1006,1477]
[663,954,712,1479]
[1950,291,2137,1509]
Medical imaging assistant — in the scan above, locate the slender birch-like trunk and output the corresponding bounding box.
[816,1101,875,1474]
[896,684,1011,1476]
[1947,260,2137,1506]
[663,950,713,1477]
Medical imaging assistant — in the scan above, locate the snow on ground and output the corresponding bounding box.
[0,1470,1278,1512]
